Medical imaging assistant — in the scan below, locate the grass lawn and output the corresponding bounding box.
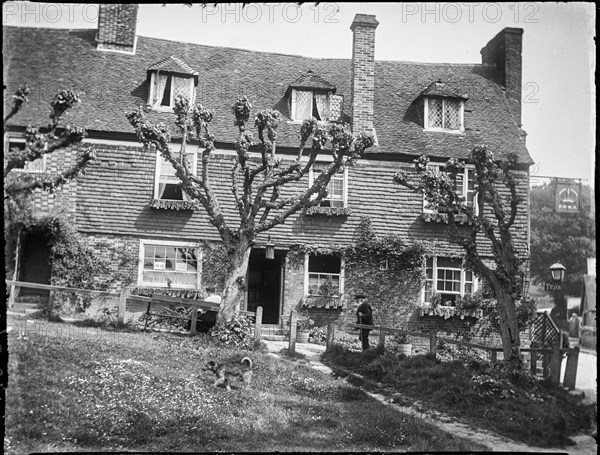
[5,320,487,453]
[322,342,596,448]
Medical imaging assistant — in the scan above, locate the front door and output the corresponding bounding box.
[247,248,284,324]
[19,230,52,296]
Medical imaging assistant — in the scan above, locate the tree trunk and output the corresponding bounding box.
[216,239,252,324]
[495,288,521,362]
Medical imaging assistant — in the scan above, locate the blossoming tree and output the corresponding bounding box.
[127,96,374,324]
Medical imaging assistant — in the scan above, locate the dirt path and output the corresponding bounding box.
[263,340,597,454]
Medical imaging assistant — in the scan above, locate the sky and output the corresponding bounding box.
[2,2,596,186]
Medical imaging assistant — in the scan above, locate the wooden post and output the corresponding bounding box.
[117,287,128,325]
[563,347,579,390]
[189,308,198,336]
[326,323,335,352]
[429,331,437,358]
[288,310,297,354]
[143,301,151,331]
[542,351,551,379]
[9,232,21,309]
[491,350,497,363]
[378,329,386,353]
[550,343,562,386]
[254,306,263,343]
[530,350,538,376]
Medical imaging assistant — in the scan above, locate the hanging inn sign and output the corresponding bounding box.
[554,179,582,213]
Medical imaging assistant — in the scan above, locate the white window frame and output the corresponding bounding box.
[137,239,202,289]
[304,254,345,298]
[422,256,478,304]
[148,72,195,112]
[153,149,198,201]
[6,137,48,174]
[422,163,478,215]
[290,88,341,122]
[423,97,465,133]
[308,163,348,208]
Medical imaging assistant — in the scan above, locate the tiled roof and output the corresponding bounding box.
[147,55,198,76]
[419,80,469,100]
[286,70,337,95]
[3,26,532,165]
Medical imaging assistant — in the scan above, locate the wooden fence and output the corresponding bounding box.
[322,321,581,390]
[7,280,262,338]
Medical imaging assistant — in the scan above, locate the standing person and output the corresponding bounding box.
[355,294,373,350]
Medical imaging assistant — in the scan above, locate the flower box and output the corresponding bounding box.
[421,212,471,225]
[418,305,483,320]
[301,295,344,309]
[304,206,352,217]
[149,199,199,211]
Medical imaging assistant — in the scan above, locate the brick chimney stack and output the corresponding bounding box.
[481,28,524,127]
[350,14,379,135]
[97,4,138,54]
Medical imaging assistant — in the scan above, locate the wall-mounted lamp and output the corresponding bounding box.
[265,236,275,260]
[549,261,566,283]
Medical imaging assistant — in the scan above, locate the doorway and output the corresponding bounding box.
[18,230,52,296]
[247,248,284,324]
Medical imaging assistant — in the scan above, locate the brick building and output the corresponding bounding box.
[4,5,533,338]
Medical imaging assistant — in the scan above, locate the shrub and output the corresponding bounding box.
[210,314,255,350]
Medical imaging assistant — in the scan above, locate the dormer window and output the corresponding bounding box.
[425,97,463,131]
[286,71,343,122]
[147,56,198,111]
[419,80,468,133]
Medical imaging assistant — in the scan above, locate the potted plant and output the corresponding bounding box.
[395,333,413,356]
[296,317,314,343]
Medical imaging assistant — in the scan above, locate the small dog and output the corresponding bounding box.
[204,357,253,390]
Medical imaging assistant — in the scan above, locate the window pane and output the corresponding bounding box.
[427,98,443,128]
[443,99,460,129]
[308,255,341,273]
[172,76,192,102]
[294,90,312,120]
[437,257,461,268]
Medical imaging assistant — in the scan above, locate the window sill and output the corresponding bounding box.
[422,128,465,135]
[302,295,344,309]
[149,199,199,211]
[418,305,483,320]
[304,206,352,217]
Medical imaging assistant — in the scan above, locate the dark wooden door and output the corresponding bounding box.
[247,249,283,324]
[19,231,52,295]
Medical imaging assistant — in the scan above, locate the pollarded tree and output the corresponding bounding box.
[394,147,526,362]
[3,85,96,197]
[127,96,374,324]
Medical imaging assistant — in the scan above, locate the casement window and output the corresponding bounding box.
[138,239,201,289]
[305,254,344,297]
[290,89,343,122]
[308,163,347,208]
[423,164,477,214]
[424,97,464,132]
[149,72,195,110]
[6,139,47,173]
[423,257,478,305]
[154,150,197,201]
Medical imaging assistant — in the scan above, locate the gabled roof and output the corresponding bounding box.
[147,55,198,76]
[419,80,469,100]
[285,70,336,97]
[3,26,532,165]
